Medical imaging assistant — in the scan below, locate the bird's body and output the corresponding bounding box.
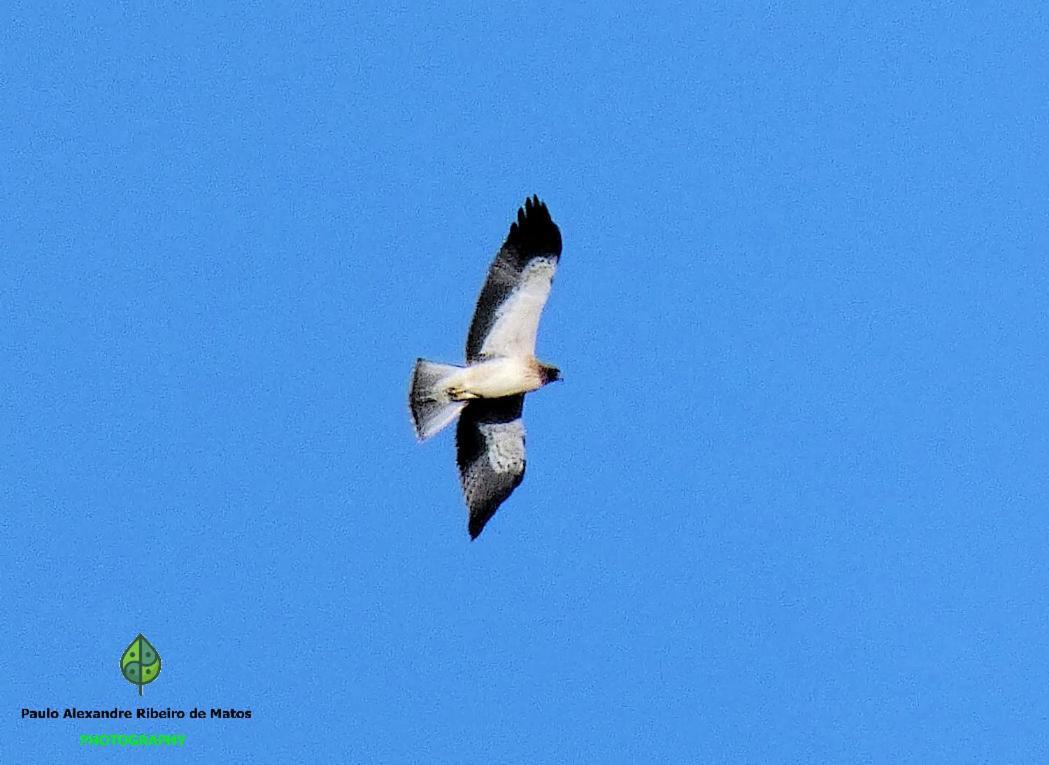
[409,196,563,538]
[446,356,554,401]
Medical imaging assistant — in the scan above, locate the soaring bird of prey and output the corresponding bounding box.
[409,195,563,539]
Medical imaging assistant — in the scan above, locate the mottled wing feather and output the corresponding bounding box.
[466,196,562,362]
[456,395,526,539]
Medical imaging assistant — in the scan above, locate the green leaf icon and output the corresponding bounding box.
[120,634,161,696]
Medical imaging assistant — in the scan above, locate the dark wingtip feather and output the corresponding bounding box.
[506,195,562,257]
[468,504,496,539]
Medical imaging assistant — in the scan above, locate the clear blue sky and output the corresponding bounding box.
[3,3,1047,762]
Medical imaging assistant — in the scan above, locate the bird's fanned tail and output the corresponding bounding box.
[409,358,466,440]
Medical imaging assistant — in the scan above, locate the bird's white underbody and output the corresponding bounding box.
[445,355,548,401]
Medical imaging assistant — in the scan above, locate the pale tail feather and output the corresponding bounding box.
[409,358,466,440]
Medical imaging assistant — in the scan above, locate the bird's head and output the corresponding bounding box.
[539,363,562,384]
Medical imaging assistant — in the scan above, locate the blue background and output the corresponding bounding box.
[3,3,1047,762]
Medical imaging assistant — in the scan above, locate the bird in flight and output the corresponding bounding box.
[409,195,563,539]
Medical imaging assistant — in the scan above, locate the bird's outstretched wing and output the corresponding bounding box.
[456,395,526,538]
[466,196,562,362]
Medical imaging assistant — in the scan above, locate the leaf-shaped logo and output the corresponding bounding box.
[120,634,161,696]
